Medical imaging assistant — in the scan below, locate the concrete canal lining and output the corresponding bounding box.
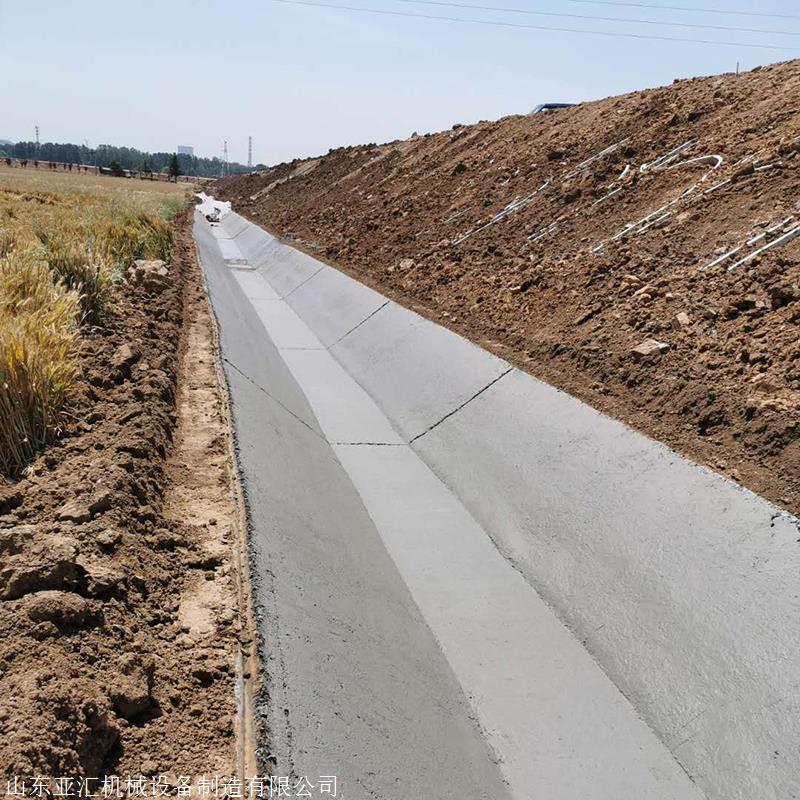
[195,206,800,800]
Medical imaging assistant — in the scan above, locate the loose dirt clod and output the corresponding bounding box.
[217,59,800,516]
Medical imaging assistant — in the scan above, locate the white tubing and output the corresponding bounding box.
[564,139,629,181]
[768,216,794,232]
[454,181,549,245]
[703,217,797,270]
[702,246,742,270]
[668,154,723,172]
[640,140,696,172]
[592,187,623,206]
[728,225,800,271]
[703,178,731,195]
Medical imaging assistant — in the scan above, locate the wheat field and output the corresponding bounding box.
[0,165,194,476]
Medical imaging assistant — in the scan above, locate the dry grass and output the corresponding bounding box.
[0,165,192,475]
[0,251,82,475]
[0,163,190,201]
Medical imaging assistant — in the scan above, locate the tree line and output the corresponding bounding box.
[1,141,260,178]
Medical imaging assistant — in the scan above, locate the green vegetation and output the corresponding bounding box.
[6,140,252,177]
[168,153,182,182]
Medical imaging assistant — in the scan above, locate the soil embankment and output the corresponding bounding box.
[217,60,800,516]
[0,213,247,781]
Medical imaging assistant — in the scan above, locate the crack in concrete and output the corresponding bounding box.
[332,441,405,447]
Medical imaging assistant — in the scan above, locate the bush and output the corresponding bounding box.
[0,251,81,476]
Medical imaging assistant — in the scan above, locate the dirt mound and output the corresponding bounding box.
[0,215,239,780]
[217,59,800,516]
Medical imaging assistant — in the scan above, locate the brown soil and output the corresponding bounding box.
[217,59,800,517]
[0,213,248,786]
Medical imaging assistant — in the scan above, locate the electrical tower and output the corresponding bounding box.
[222,140,228,176]
[35,125,40,154]
[248,136,253,168]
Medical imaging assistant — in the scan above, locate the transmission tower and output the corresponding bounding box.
[248,136,253,168]
[222,140,228,176]
[35,125,40,155]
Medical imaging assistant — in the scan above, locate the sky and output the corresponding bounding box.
[1,0,798,165]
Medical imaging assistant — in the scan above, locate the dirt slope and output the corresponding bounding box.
[217,60,800,516]
[0,215,244,782]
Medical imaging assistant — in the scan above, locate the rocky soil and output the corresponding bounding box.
[217,59,800,516]
[0,214,245,785]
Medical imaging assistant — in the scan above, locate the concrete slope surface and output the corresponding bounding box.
[194,205,800,800]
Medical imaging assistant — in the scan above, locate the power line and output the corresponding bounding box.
[398,0,800,37]
[562,0,800,21]
[269,0,800,50]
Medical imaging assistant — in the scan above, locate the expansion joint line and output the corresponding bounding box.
[222,357,404,449]
[330,441,405,447]
[409,367,514,444]
[328,300,391,348]
[280,266,326,299]
[221,356,329,444]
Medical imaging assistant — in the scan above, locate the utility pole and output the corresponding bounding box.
[222,140,228,177]
[35,125,40,157]
[248,136,253,169]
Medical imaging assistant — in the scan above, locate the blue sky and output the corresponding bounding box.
[1,0,798,164]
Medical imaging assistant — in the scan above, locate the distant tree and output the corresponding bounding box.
[8,138,251,178]
[141,158,153,178]
[168,153,182,182]
[108,160,125,177]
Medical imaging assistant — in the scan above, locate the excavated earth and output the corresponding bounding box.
[217,59,800,517]
[0,214,243,784]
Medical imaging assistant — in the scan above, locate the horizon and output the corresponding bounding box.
[2,0,799,165]
[2,56,793,168]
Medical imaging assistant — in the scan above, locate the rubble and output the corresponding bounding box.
[126,259,170,293]
[0,535,80,600]
[111,658,154,720]
[25,591,99,628]
[672,312,692,329]
[631,339,670,360]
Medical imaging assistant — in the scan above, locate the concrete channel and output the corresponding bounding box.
[193,202,800,800]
